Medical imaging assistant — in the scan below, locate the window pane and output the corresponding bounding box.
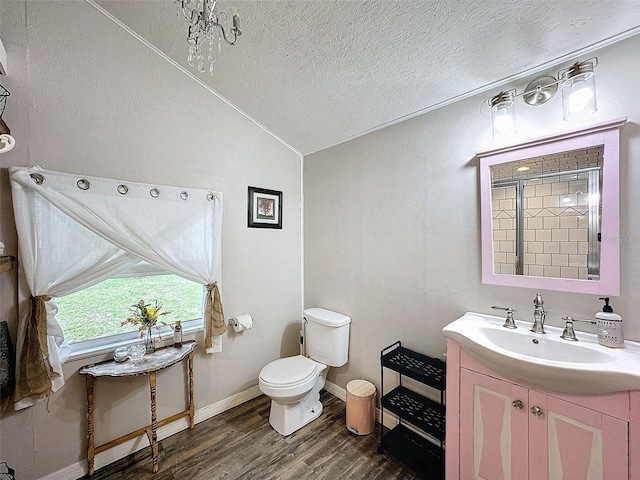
[56,274,202,344]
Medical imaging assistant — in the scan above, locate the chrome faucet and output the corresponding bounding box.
[531,293,547,334]
[491,306,517,329]
[560,316,597,341]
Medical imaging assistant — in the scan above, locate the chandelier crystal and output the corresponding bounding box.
[178,0,241,75]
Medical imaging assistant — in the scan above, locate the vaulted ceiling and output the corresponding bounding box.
[95,0,640,155]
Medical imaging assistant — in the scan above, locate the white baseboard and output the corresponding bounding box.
[39,385,262,480]
[194,385,262,424]
[323,380,346,400]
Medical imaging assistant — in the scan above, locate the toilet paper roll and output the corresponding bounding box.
[232,314,253,332]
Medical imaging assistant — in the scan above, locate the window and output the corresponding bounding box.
[56,274,202,344]
[10,165,223,405]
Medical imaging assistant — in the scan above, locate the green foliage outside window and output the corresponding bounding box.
[56,275,202,343]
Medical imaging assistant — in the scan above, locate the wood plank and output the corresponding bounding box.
[83,391,422,479]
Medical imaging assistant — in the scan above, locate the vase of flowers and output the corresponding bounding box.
[144,325,154,353]
[121,299,171,353]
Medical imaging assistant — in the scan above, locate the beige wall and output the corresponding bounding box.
[3,1,640,478]
[0,1,301,478]
[304,34,640,395]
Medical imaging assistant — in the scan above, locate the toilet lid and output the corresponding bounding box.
[260,356,318,386]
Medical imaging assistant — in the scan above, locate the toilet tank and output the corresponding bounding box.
[304,307,351,367]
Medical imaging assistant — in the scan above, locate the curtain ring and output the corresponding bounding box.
[117,184,128,195]
[206,193,214,201]
[76,179,91,190]
[180,191,189,200]
[150,188,160,198]
[29,173,45,184]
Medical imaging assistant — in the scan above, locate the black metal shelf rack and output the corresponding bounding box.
[377,341,446,479]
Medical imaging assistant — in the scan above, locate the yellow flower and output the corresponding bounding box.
[121,299,171,334]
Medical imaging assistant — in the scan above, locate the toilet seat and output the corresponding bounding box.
[259,355,319,388]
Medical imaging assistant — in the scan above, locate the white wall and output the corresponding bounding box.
[0,1,302,478]
[304,34,640,394]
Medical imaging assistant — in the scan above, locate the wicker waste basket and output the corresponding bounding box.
[346,379,376,435]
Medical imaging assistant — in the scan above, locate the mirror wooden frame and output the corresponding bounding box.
[477,117,627,295]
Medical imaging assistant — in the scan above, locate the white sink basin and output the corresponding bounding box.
[443,312,640,395]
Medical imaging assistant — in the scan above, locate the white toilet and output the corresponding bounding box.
[258,307,351,436]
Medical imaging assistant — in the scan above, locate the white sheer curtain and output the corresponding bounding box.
[10,165,224,409]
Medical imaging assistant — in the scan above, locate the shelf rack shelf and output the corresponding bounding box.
[378,341,446,479]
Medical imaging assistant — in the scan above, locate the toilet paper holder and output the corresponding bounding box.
[227,314,253,332]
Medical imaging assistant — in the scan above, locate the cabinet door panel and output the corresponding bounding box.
[460,369,528,480]
[601,412,629,480]
[529,394,629,480]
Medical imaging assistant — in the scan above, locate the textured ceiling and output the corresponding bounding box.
[94,0,640,155]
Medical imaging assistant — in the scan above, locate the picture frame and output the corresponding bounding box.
[247,186,282,229]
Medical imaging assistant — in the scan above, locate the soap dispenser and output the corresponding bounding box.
[595,297,624,348]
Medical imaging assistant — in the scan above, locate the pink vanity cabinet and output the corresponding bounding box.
[446,340,640,480]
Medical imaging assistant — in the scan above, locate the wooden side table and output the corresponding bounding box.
[79,341,197,475]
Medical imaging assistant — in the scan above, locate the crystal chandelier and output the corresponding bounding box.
[178,0,241,75]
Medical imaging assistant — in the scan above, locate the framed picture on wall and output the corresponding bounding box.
[247,186,282,229]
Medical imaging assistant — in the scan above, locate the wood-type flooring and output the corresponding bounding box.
[83,391,422,479]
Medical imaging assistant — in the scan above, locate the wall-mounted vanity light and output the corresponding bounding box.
[489,90,517,139]
[558,59,597,120]
[487,58,598,139]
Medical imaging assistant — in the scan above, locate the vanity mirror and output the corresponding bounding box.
[478,118,626,295]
